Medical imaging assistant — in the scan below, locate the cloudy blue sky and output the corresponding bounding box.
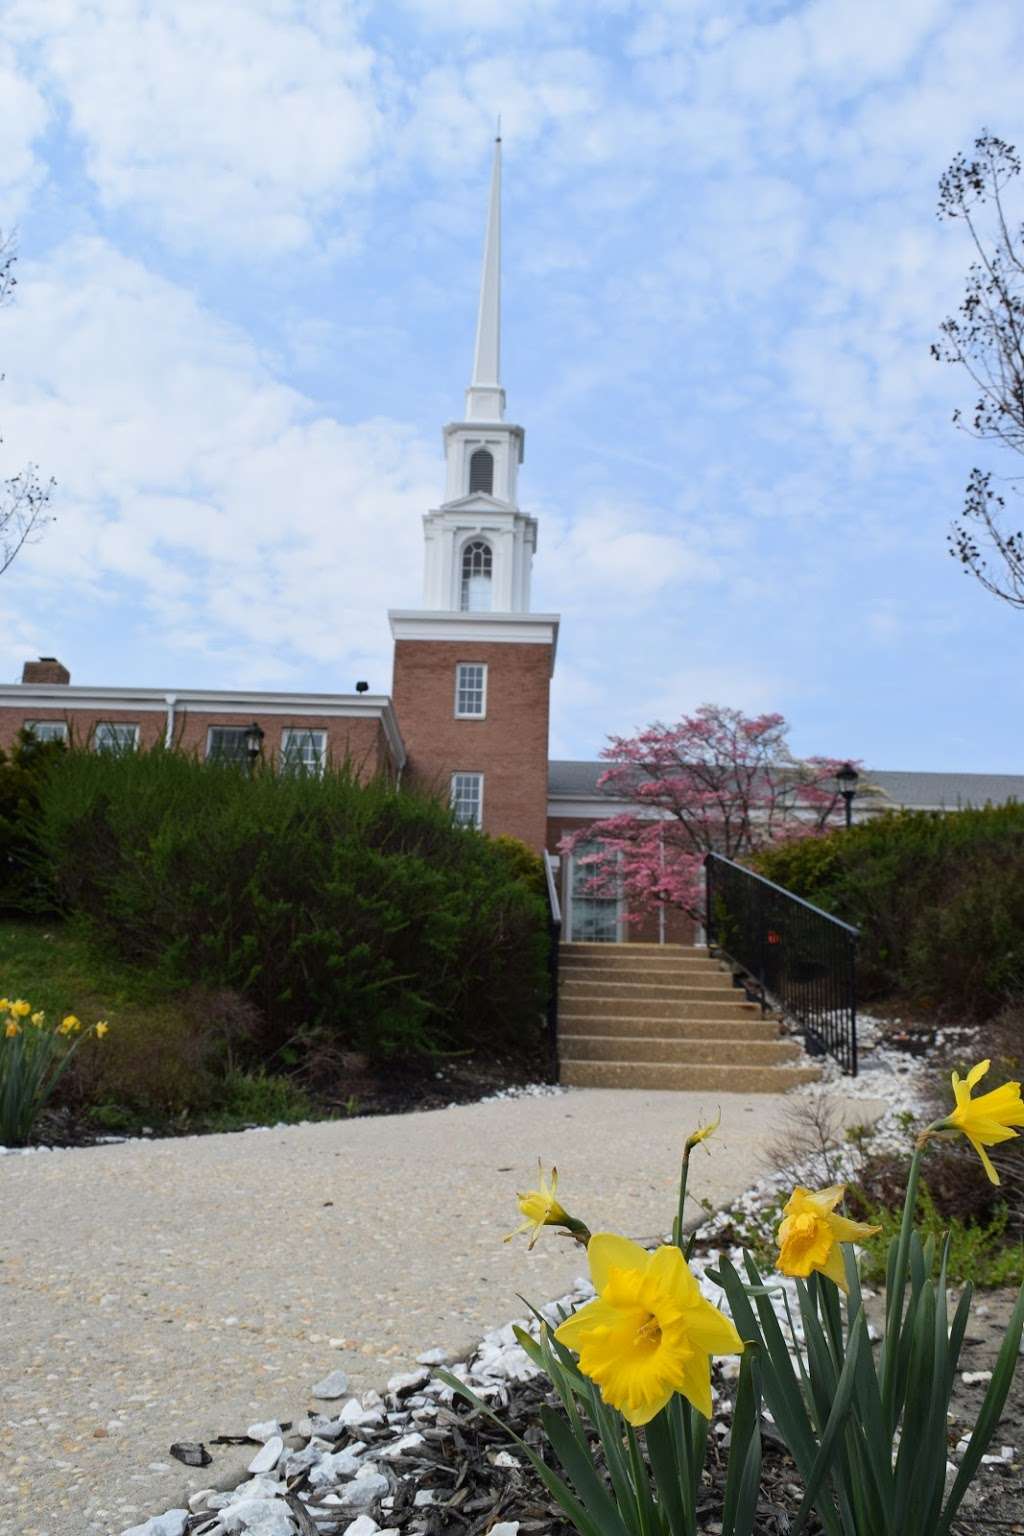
[1,0,1022,768]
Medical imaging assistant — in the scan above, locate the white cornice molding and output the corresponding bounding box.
[546,796,636,819]
[389,609,560,668]
[0,686,407,768]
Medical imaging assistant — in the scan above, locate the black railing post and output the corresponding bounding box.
[543,850,562,1084]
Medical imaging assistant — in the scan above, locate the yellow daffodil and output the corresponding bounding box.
[0,998,9,1012]
[11,999,31,1017]
[30,1011,44,1027]
[5,1019,21,1038]
[58,1014,81,1036]
[943,1060,1024,1185]
[554,1234,743,1425]
[95,1021,109,1039]
[506,1162,572,1249]
[776,1185,881,1292]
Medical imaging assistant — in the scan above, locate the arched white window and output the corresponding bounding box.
[469,447,494,495]
[460,539,493,612]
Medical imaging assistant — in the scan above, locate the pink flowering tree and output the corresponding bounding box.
[561,705,856,922]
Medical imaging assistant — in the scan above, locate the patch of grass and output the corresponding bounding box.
[0,919,320,1136]
[0,916,169,1022]
[856,1183,1024,1289]
[205,1070,314,1132]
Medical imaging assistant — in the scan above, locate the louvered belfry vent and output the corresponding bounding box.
[469,448,494,494]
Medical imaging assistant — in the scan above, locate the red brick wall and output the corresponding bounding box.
[0,705,393,781]
[546,812,697,945]
[392,639,552,851]
[0,705,165,752]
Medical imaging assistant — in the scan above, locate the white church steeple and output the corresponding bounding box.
[421,134,538,613]
[465,133,504,423]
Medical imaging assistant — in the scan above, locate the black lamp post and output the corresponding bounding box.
[244,720,265,774]
[836,761,859,829]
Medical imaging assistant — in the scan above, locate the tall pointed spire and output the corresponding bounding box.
[465,134,505,422]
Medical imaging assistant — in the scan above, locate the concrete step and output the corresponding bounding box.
[560,948,718,969]
[559,1035,803,1066]
[560,964,735,988]
[559,1060,821,1092]
[558,1012,784,1041]
[561,979,738,1003]
[557,994,764,1021]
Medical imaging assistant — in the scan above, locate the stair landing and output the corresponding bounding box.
[557,942,818,1093]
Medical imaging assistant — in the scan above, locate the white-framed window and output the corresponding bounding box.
[451,772,484,828]
[454,663,487,719]
[206,726,250,764]
[281,728,327,775]
[566,839,622,943]
[24,720,68,744]
[460,539,492,612]
[94,722,140,754]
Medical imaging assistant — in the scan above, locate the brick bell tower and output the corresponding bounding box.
[389,136,559,852]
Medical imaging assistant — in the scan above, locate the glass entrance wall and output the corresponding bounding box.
[566,841,621,942]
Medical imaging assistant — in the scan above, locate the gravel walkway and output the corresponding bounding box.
[0,1085,885,1536]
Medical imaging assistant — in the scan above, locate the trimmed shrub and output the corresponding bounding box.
[755,803,1024,1017]
[33,748,548,1065]
[0,729,67,912]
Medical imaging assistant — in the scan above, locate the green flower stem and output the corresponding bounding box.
[625,1422,654,1536]
[881,1135,933,1415]
[673,1142,694,1251]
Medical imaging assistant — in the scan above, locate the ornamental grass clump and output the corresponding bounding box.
[0,997,108,1145]
[442,1068,1024,1536]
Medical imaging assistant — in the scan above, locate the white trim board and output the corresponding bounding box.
[389,609,560,669]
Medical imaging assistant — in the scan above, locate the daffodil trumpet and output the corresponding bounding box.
[554,1234,743,1425]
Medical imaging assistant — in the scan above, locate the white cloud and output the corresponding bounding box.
[8,0,382,253]
[0,237,439,687]
[0,43,49,222]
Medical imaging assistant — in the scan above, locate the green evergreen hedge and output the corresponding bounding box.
[754,804,1024,1018]
[33,748,549,1063]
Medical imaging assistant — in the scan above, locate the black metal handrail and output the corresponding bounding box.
[704,851,859,1074]
[543,849,562,1083]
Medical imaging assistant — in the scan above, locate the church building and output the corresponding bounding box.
[2,140,1023,946]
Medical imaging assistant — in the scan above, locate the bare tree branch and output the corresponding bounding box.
[0,230,54,575]
[935,134,1024,607]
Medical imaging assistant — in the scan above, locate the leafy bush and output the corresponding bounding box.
[755,803,1024,1017]
[33,748,549,1066]
[67,985,261,1117]
[853,1183,1024,1289]
[207,1070,313,1131]
[0,729,67,913]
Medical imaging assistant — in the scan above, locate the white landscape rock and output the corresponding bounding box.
[334,1472,390,1511]
[377,1432,425,1460]
[306,1448,364,1486]
[219,1498,296,1534]
[338,1398,385,1428]
[312,1369,350,1398]
[247,1434,285,1474]
[121,1514,189,1536]
[247,1419,283,1441]
[415,1347,448,1366]
[342,1518,380,1536]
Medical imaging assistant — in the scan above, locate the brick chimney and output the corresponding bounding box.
[22,657,70,685]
